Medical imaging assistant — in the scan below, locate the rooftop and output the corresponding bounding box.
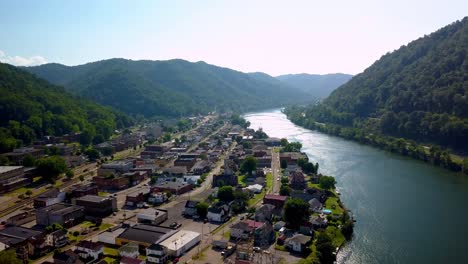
[76,195,112,203]
[158,230,200,250]
[0,166,23,174]
[264,194,288,201]
[118,224,175,245]
[76,240,104,251]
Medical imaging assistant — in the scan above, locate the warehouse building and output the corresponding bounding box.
[158,230,201,257]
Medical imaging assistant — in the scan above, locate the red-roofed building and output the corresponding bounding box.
[263,194,288,208]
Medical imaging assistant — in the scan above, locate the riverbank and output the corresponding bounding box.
[283,108,467,175]
[244,109,468,263]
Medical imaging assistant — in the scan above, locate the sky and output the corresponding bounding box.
[0,0,466,75]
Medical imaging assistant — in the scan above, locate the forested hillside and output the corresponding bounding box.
[26,59,312,118]
[0,63,133,152]
[287,17,468,151]
[276,73,352,98]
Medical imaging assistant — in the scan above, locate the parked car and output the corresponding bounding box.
[253,247,261,252]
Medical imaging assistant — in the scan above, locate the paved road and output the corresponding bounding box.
[270,148,281,195]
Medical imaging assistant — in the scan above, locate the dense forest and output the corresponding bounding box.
[286,17,467,152]
[276,73,353,98]
[25,59,313,118]
[0,63,133,152]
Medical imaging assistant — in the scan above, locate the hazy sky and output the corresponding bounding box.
[0,0,466,75]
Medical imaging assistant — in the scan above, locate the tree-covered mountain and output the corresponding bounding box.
[276,73,352,98]
[25,59,312,118]
[286,17,468,151]
[0,63,133,152]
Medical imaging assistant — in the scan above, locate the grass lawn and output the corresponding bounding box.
[67,232,82,242]
[223,230,231,239]
[98,191,110,197]
[325,226,345,248]
[103,256,117,264]
[247,172,273,206]
[237,174,247,187]
[104,247,119,256]
[324,196,344,215]
[99,223,114,231]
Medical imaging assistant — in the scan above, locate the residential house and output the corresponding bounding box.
[207,203,230,223]
[273,221,286,231]
[253,222,275,247]
[254,204,275,222]
[279,152,308,166]
[74,240,104,261]
[230,220,264,240]
[121,256,145,264]
[191,160,211,174]
[136,208,168,225]
[148,192,167,204]
[263,194,288,209]
[0,226,47,262]
[245,184,263,194]
[146,243,169,264]
[118,242,139,258]
[289,170,306,190]
[52,249,83,264]
[183,200,199,217]
[308,198,323,213]
[285,234,312,253]
[48,229,69,248]
[310,215,328,229]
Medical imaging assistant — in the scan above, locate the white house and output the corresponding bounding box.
[74,240,104,260]
[146,244,168,264]
[207,203,230,223]
[245,184,263,194]
[148,192,167,204]
[286,234,311,253]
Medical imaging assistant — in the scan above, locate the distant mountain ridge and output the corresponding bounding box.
[0,63,133,151]
[25,59,313,118]
[276,73,353,98]
[286,17,468,150]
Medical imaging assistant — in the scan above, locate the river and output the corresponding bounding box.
[243,109,468,264]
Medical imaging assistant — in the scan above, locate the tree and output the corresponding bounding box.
[279,185,291,196]
[0,155,9,166]
[196,202,209,218]
[218,186,235,202]
[25,189,33,196]
[283,198,310,229]
[22,154,36,167]
[316,232,336,264]
[84,148,100,161]
[319,176,336,190]
[79,175,85,181]
[66,170,74,179]
[240,156,258,176]
[280,159,288,169]
[36,156,67,181]
[0,250,22,264]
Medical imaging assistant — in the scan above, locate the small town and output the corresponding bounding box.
[0,113,353,264]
